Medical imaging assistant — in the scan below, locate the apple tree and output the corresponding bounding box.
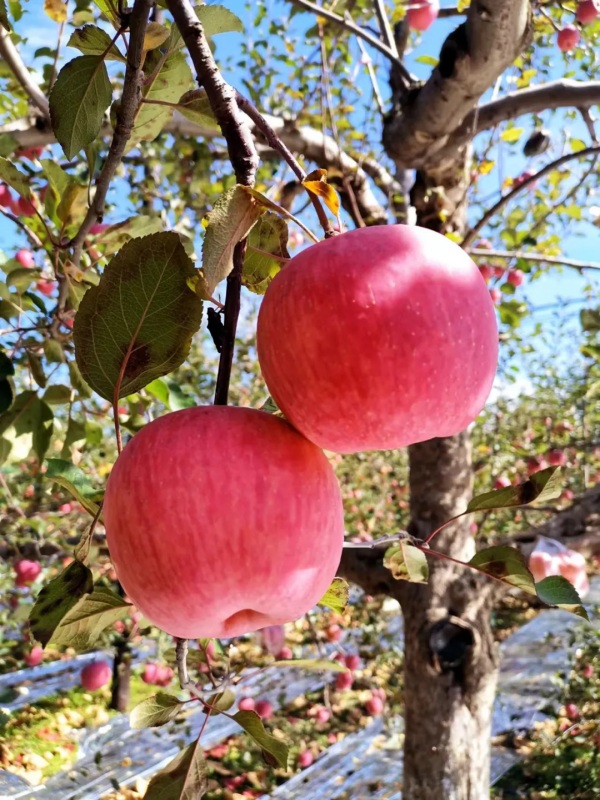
[0,1,599,798]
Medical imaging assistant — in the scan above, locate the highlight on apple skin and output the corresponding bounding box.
[257,225,498,454]
[103,406,345,640]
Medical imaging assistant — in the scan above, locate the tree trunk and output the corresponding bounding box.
[110,638,132,712]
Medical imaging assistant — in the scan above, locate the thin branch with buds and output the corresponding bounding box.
[469,249,600,272]
[0,28,50,118]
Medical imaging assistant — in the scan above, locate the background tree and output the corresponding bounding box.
[0,1,599,798]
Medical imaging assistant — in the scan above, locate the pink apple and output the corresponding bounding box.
[288,231,304,248]
[582,664,594,679]
[80,660,112,691]
[255,699,274,720]
[89,222,110,235]
[557,25,581,51]
[335,671,353,691]
[325,624,342,643]
[514,170,537,189]
[576,0,599,23]
[528,551,559,582]
[156,665,174,686]
[238,697,256,712]
[14,559,41,587]
[257,225,498,453]
[36,280,55,297]
[276,647,293,660]
[297,749,314,768]
[526,456,548,475]
[24,646,44,667]
[103,407,345,639]
[489,288,502,304]
[559,551,586,585]
[15,249,35,268]
[12,196,36,217]
[15,146,44,160]
[561,489,574,501]
[479,265,493,282]
[59,502,73,513]
[407,0,439,31]
[259,624,286,655]
[345,654,361,671]
[365,694,384,716]
[507,270,525,287]
[476,239,493,250]
[315,707,331,724]
[547,448,566,467]
[141,663,160,684]
[0,184,12,208]
[493,266,506,278]
[565,703,580,721]
[494,476,511,490]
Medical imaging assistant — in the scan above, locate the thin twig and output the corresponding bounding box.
[373,0,397,56]
[462,145,600,247]
[469,248,600,272]
[0,28,50,118]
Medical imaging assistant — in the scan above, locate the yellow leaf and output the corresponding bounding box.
[500,128,525,144]
[478,160,495,175]
[302,170,340,217]
[143,22,170,51]
[44,0,67,22]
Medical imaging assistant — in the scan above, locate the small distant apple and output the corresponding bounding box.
[407,0,439,31]
[24,646,44,667]
[582,664,594,679]
[365,694,385,716]
[0,184,12,208]
[15,249,35,268]
[325,624,342,642]
[494,476,512,490]
[507,270,525,287]
[489,288,502,304]
[334,671,353,691]
[12,196,36,217]
[476,239,493,250]
[81,660,112,691]
[478,265,493,282]
[547,448,566,467]
[561,489,574,501]
[259,624,286,655]
[557,25,581,52]
[297,749,314,768]
[576,0,599,24]
[255,699,274,720]
[565,702,580,721]
[15,146,44,161]
[36,280,55,297]
[276,647,293,660]
[345,654,361,671]
[89,222,110,235]
[14,560,41,587]
[526,456,548,475]
[315,707,331,724]
[238,697,256,712]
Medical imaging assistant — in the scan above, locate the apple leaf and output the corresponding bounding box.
[271,658,348,673]
[47,584,132,650]
[28,561,93,647]
[43,384,73,405]
[67,24,126,61]
[0,0,10,30]
[45,458,103,516]
[465,467,562,512]
[176,89,220,132]
[202,186,265,294]
[197,4,243,36]
[144,738,208,800]
[96,215,165,254]
[242,213,289,295]
[469,545,536,593]
[0,390,54,461]
[130,693,188,729]
[6,267,42,293]
[318,577,349,614]
[384,541,429,583]
[0,351,14,414]
[143,21,170,50]
[205,689,236,713]
[302,169,340,217]
[49,56,112,159]
[0,157,32,199]
[27,353,46,388]
[232,710,289,769]
[535,576,588,620]
[73,232,203,401]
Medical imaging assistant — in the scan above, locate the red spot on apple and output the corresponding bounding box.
[557,25,581,52]
[407,0,439,31]
[80,660,112,691]
[103,407,345,640]
[257,226,498,453]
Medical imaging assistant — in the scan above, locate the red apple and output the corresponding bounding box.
[476,239,493,250]
[407,0,439,31]
[24,646,44,667]
[582,664,594,679]
[276,647,293,660]
[15,146,44,161]
[335,671,353,691]
[507,270,525,287]
[325,624,342,643]
[36,280,55,297]
[255,699,274,720]
[80,660,112,691]
[526,456,547,475]
[238,697,256,712]
[365,694,384,716]
[257,225,498,453]
[258,624,286,655]
[297,749,314,768]
[489,288,502,304]
[156,665,174,686]
[565,703,580,721]
[315,707,331,724]
[0,184,12,208]
[557,25,581,51]
[561,489,574,501]
[528,551,559,582]
[547,448,566,467]
[14,559,41,587]
[103,407,345,639]
[494,476,511,490]
[141,663,160,684]
[59,502,73,513]
[89,222,110,235]
[479,265,493,282]
[345,654,361,671]
[576,0,599,23]
[493,266,505,278]
[15,249,35,268]
[12,196,36,217]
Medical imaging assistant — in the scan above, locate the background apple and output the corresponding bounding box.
[335,671,353,691]
[0,184,12,208]
[557,25,581,51]
[12,196,36,217]
[255,699,273,719]
[576,0,599,24]
[257,225,498,453]
[23,646,44,667]
[103,406,345,639]
[15,249,35,268]
[507,270,525,287]
[238,697,256,711]
[494,476,512,489]
[297,749,314,768]
[547,448,567,467]
[14,559,41,587]
[80,660,112,691]
[365,694,385,716]
[407,0,439,31]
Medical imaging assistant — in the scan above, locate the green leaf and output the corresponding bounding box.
[0,390,54,461]
[466,467,562,512]
[130,693,188,730]
[28,353,46,388]
[271,658,348,673]
[56,183,89,227]
[145,377,170,405]
[131,50,194,146]
[0,379,13,413]
[242,213,289,294]
[415,54,438,66]
[43,384,73,405]
[98,215,165,255]
[47,584,132,650]
[176,89,220,131]
[469,545,535,593]
[68,361,92,397]
[535,576,588,619]
[44,339,65,363]
[6,267,41,293]
[232,710,289,769]
[203,186,264,293]
[384,541,429,583]
[197,4,243,36]
[49,55,112,159]
[144,739,208,800]
[581,308,600,333]
[68,24,126,61]
[318,577,349,614]
[45,458,102,515]
[28,561,94,647]
[0,351,15,380]
[0,0,11,30]
[0,157,31,200]
[73,231,203,401]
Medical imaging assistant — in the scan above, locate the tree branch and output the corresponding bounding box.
[166,0,259,407]
[0,27,50,119]
[469,248,600,272]
[462,145,600,247]
[373,0,397,57]
[383,0,532,169]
